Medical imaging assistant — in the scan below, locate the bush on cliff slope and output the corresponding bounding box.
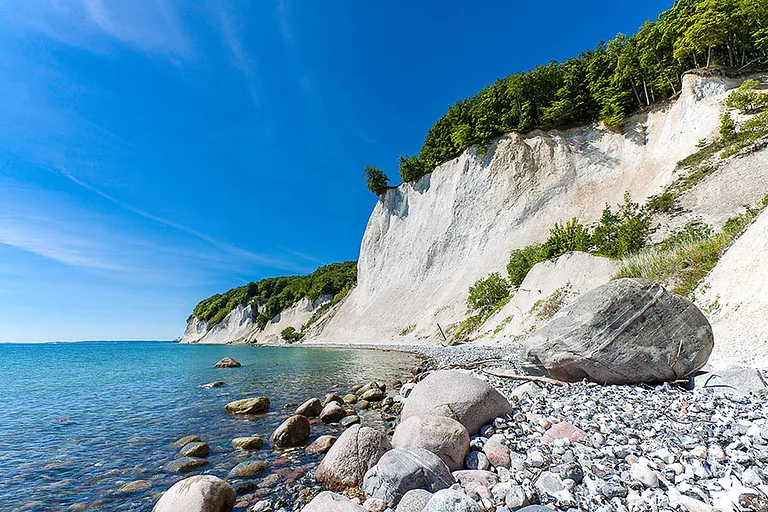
[192,261,357,330]
[384,0,767,183]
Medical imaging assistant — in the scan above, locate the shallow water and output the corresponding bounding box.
[0,341,421,511]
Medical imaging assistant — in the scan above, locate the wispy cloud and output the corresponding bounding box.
[210,0,261,106]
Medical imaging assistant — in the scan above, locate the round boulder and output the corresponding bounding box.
[153,475,235,512]
[180,442,210,458]
[306,435,337,454]
[401,371,514,435]
[164,457,208,473]
[363,448,455,507]
[319,402,347,423]
[522,278,714,384]
[323,393,344,406]
[422,489,482,512]
[174,435,201,448]
[301,491,366,512]
[361,389,386,402]
[315,424,392,491]
[214,357,241,368]
[396,489,433,512]
[295,398,323,417]
[227,460,267,479]
[392,416,470,471]
[224,397,270,415]
[271,415,311,447]
[231,436,263,450]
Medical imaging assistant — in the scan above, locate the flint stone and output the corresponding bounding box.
[422,489,482,512]
[214,357,241,368]
[396,489,433,512]
[401,371,514,435]
[271,415,310,447]
[301,491,366,512]
[153,475,235,512]
[522,278,713,384]
[296,398,323,417]
[225,397,270,415]
[363,448,455,507]
[320,402,347,423]
[392,416,470,471]
[315,425,392,491]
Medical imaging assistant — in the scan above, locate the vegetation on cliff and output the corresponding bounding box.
[191,261,357,330]
[368,0,768,185]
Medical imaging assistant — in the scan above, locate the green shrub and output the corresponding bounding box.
[646,190,678,213]
[539,218,593,260]
[399,155,428,183]
[466,273,511,316]
[719,112,737,140]
[365,166,390,196]
[726,79,768,114]
[507,244,543,287]
[592,193,651,259]
[281,326,302,342]
[399,324,416,336]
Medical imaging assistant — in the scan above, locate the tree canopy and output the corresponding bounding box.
[383,0,767,184]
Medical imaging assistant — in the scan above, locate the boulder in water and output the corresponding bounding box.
[295,398,323,417]
[305,435,337,454]
[224,397,270,415]
[153,475,235,512]
[522,278,714,384]
[164,457,209,473]
[319,402,347,423]
[231,436,263,450]
[214,357,241,368]
[271,415,311,447]
[180,442,210,458]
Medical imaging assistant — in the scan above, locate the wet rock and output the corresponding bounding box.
[361,389,387,401]
[343,394,358,404]
[392,415,470,471]
[271,415,310,448]
[174,435,202,448]
[296,398,323,418]
[363,448,455,507]
[396,489,433,512]
[422,489,482,512]
[227,460,268,479]
[180,442,210,458]
[522,278,713,384]
[231,436,264,450]
[214,357,241,368]
[315,425,392,490]
[340,415,361,428]
[165,457,209,473]
[153,475,235,512]
[301,491,366,512]
[320,402,347,423]
[305,435,337,454]
[401,371,514,435]
[118,480,151,493]
[324,393,344,406]
[201,381,225,388]
[225,397,270,415]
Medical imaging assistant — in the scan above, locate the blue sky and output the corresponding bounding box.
[0,0,673,342]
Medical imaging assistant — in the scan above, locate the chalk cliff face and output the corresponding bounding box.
[308,73,737,345]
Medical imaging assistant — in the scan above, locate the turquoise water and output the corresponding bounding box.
[0,341,420,511]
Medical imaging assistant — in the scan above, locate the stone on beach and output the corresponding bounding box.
[392,415,470,471]
[396,489,433,512]
[164,457,209,473]
[481,434,510,468]
[231,436,263,450]
[522,278,714,384]
[319,402,347,423]
[315,424,392,490]
[153,475,236,512]
[422,488,482,512]
[400,371,514,435]
[180,441,210,458]
[362,448,455,507]
[361,388,387,401]
[224,396,270,415]
[214,357,241,368]
[271,415,311,447]
[296,397,323,417]
[301,491,366,511]
[540,421,587,445]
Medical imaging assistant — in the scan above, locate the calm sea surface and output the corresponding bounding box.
[0,341,421,511]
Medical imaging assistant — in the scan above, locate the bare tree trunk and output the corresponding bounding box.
[706,46,712,68]
[692,51,699,68]
[643,80,651,106]
[631,82,642,105]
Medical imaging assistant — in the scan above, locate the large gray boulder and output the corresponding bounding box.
[392,416,470,471]
[153,475,236,512]
[301,491,366,512]
[315,425,392,491]
[522,278,714,385]
[401,371,513,434]
[363,448,455,507]
[422,489,483,512]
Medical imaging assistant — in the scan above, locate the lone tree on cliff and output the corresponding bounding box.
[365,166,390,196]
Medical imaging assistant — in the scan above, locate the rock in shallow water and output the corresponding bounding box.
[392,415,470,471]
[153,475,235,512]
[231,436,263,450]
[320,402,347,423]
[305,435,337,454]
[165,457,209,473]
[401,371,514,435]
[522,278,713,384]
[271,415,310,447]
[180,441,210,458]
[214,357,241,368]
[295,397,323,417]
[227,460,267,478]
[174,435,201,448]
[224,397,270,415]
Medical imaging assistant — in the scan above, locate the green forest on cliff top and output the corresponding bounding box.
[194,0,768,332]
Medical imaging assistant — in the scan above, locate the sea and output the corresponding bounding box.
[0,341,422,511]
